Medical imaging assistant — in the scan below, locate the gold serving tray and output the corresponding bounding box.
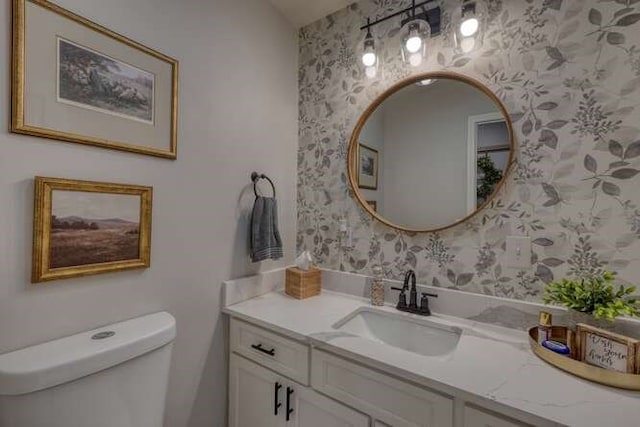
[528,326,640,391]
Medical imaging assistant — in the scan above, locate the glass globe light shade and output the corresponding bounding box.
[361,35,377,67]
[452,1,486,53]
[400,19,430,67]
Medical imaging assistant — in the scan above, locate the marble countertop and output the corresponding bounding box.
[223,289,640,427]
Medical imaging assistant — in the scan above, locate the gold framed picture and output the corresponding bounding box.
[576,323,639,374]
[32,177,152,283]
[12,0,179,159]
[358,143,379,190]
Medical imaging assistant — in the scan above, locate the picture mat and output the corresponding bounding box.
[56,38,156,124]
[24,1,172,151]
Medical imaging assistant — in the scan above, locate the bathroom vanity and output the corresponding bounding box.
[223,273,640,427]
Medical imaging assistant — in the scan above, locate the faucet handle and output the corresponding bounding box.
[419,292,437,315]
[391,287,407,308]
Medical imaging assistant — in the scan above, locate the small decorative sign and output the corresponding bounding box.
[577,324,638,374]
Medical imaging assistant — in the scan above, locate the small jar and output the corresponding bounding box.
[370,265,385,306]
[537,311,552,345]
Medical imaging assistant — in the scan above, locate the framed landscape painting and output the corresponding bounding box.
[12,0,179,159]
[358,143,379,190]
[32,177,152,283]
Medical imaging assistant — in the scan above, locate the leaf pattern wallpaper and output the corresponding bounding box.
[297,0,640,302]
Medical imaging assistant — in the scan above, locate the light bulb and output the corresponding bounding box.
[362,52,376,67]
[409,52,423,67]
[406,35,422,53]
[460,17,479,37]
[365,66,377,78]
[460,37,476,53]
[362,32,376,67]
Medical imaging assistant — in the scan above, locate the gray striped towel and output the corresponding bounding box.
[250,196,283,262]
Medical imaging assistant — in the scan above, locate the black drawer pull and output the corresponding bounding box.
[286,386,294,421]
[251,343,276,356]
[274,382,282,416]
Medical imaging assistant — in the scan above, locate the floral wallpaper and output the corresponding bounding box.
[297,0,640,302]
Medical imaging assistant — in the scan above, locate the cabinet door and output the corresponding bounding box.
[312,349,453,427]
[229,354,283,427]
[285,384,369,427]
[464,406,531,427]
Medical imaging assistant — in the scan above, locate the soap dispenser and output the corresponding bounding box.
[370,265,385,306]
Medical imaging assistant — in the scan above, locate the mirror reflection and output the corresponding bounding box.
[351,74,513,231]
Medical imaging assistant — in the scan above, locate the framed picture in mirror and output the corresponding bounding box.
[358,143,379,190]
[367,200,378,212]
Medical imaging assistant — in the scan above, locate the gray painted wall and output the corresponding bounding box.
[358,107,384,213]
[0,1,298,427]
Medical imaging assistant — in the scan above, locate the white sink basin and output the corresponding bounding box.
[332,308,461,357]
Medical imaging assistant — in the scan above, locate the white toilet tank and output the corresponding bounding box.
[0,312,176,427]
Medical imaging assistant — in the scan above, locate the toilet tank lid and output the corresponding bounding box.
[0,311,176,395]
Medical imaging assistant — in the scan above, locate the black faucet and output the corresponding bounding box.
[391,269,438,316]
[406,270,418,309]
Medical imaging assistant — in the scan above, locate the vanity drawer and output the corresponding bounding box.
[230,318,309,385]
[464,406,532,427]
[311,349,453,427]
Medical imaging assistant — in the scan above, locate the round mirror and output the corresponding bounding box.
[348,72,515,233]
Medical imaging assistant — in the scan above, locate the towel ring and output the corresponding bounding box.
[251,172,276,198]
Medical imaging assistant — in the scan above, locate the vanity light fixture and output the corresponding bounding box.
[452,0,486,53]
[360,0,441,72]
[361,19,379,78]
[361,21,377,67]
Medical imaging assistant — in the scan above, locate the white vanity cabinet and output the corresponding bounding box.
[228,317,544,427]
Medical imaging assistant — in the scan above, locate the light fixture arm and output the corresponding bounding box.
[359,0,441,35]
[365,17,373,39]
[462,0,477,16]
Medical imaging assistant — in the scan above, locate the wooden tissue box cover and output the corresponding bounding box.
[285,267,321,299]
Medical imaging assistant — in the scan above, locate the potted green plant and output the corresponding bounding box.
[543,271,639,330]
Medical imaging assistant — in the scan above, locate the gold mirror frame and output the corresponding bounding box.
[347,71,516,233]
